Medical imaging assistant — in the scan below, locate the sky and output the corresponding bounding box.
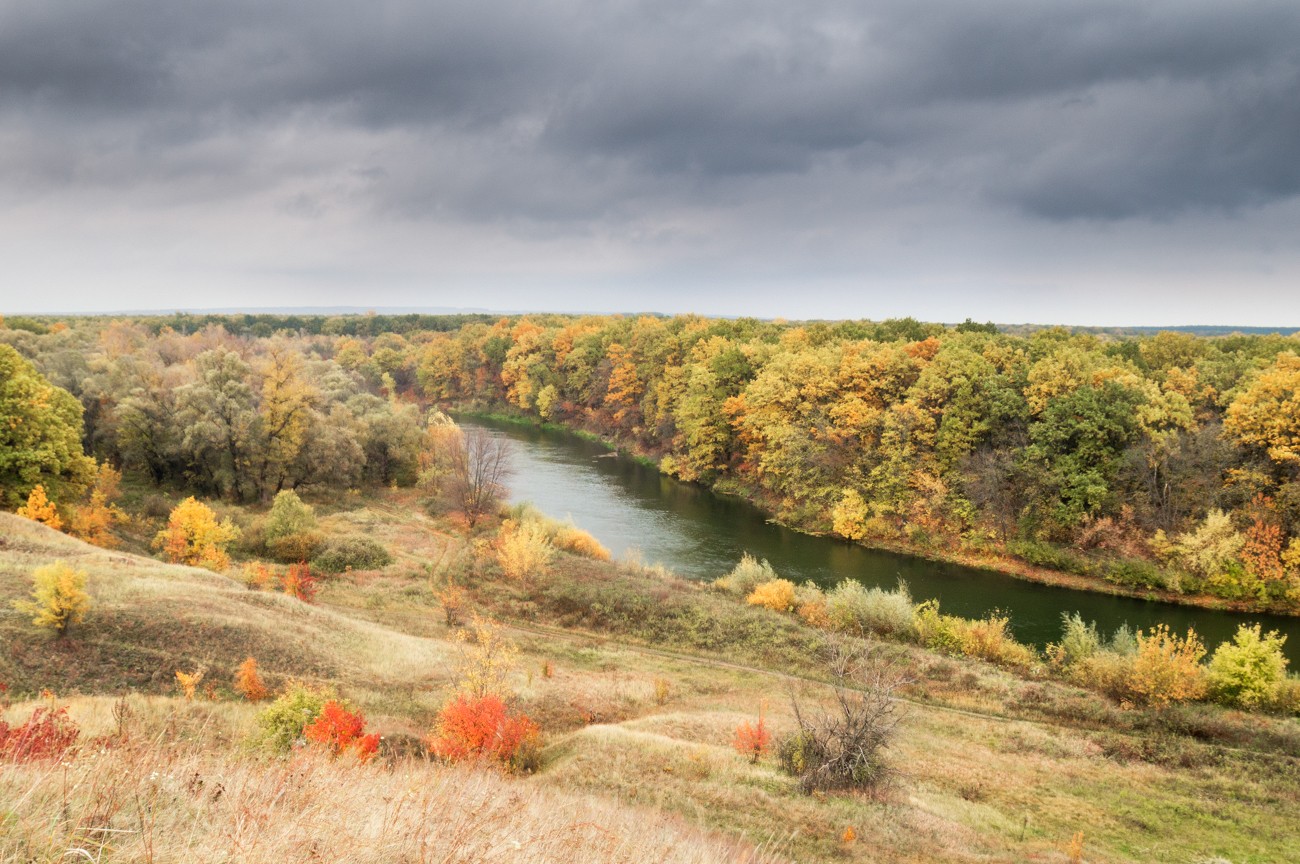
[1,0,1299,326]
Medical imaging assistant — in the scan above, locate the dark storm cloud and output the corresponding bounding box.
[2,0,1298,221]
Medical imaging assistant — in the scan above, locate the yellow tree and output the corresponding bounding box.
[255,343,317,497]
[1226,352,1300,468]
[69,463,123,548]
[16,484,63,531]
[153,496,241,571]
[14,560,91,636]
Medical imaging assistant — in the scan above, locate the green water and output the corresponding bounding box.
[466,417,1300,660]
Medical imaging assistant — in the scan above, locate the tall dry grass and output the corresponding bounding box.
[0,700,777,864]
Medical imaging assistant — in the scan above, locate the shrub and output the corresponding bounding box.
[0,706,79,762]
[747,579,797,613]
[153,497,241,571]
[175,668,205,701]
[733,714,771,763]
[957,613,1036,668]
[1007,539,1092,576]
[267,531,325,564]
[312,536,393,573]
[1206,624,1289,709]
[16,484,63,531]
[496,518,555,581]
[825,580,915,639]
[1070,651,1134,700]
[714,553,778,596]
[551,524,611,561]
[264,490,317,541]
[912,600,964,654]
[795,583,831,629]
[454,615,520,698]
[779,638,905,793]
[428,693,540,771]
[303,700,380,762]
[234,657,269,702]
[1128,624,1207,708]
[1104,559,1168,591]
[242,562,276,591]
[1048,612,1101,667]
[256,682,330,752]
[13,561,91,637]
[280,563,318,603]
[68,463,123,549]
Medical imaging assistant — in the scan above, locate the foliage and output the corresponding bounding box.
[1128,624,1207,708]
[312,536,393,573]
[550,524,611,560]
[264,490,317,541]
[779,638,906,793]
[280,563,318,603]
[175,668,205,701]
[453,615,520,698]
[0,344,95,510]
[153,497,241,571]
[1225,351,1300,465]
[235,657,269,701]
[67,463,123,548]
[0,706,79,763]
[1206,625,1289,709]
[495,518,555,581]
[13,560,91,636]
[1047,612,1101,667]
[256,682,330,752]
[732,713,771,763]
[303,700,381,762]
[746,578,797,613]
[427,693,540,771]
[714,553,779,597]
[824,581,915,639]
[15,484,62,531]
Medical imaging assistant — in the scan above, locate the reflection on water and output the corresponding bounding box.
[466,417,1300,659]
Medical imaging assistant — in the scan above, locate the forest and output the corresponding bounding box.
[3,312,1300,613]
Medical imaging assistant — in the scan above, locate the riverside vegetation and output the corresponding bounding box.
[3,312,1300,861]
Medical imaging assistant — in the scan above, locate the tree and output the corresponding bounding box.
[153,496,241,571]
[1225,352,1300,471]
[16,485,62,531]
[14,561,91,637]
[264,489,317,541]
[68,463,123,548]
[443,426,512,529]
[234,657,269,701]
[0,344,95,510]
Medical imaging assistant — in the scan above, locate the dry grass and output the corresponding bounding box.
[0,697,775,864]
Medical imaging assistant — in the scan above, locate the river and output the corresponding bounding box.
[464,417,1300,660]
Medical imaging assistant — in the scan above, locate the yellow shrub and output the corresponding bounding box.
[153,497,241,571]
[552,525,611,561]
[13,560,91,636]
[496,519,555,581]
[16,484,62,531]
[1128,624,1207,708]
[957,614,1037,668]
[747,579,797,613]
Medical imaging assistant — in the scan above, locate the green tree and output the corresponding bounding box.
[14,560,91,636]
[0,344,96,510]
[1207,624,1288,708]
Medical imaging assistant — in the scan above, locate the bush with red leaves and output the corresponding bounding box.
[280,563,318,603]
[302,700,380,762]
[0,707,80,763]
[428,693,540,771]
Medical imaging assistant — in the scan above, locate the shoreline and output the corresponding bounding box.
[452,406,1297,622]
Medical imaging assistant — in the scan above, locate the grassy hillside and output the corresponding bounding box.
[3,502,1300,863]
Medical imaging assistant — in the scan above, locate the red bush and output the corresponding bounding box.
[428,693,539,770]
[280,563,318,603]
[733,714,770,763]
[303,700,380,762]
[0,706,80,763]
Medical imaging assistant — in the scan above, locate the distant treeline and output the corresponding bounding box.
[3,312,1299,612]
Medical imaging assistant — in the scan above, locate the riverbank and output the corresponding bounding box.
[452,406,1299,621]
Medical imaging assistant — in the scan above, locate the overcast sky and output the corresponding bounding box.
[1,0,1298,326]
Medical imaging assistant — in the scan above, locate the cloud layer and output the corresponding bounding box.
[2,0,1299,323]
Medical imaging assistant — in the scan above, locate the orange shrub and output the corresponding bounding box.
[280,563,318,603]
[303,700,380,762]
[16,485,62,531]
[234,657,269,702]
[552,525,611,561]
[0,706,79,762]
[428,693,540,771]
[242,562,276,591]
[1128,624,1207,708]
[153,497,240,571]
[732,714,770,763]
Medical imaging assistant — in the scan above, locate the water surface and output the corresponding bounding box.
[466,417,1300,659]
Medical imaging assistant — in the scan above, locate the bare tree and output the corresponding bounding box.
[779,636,908,793]
[444,426,513,529]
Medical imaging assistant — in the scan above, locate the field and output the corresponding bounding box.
[3,499,1299,863]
